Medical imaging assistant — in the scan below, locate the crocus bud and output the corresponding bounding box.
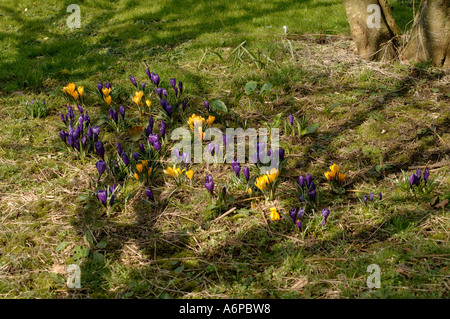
[116,142,122,155]
[130,75,137,87]
[298,175,305,188]
[170,78,176,90]
[162,89,167,98]
[77,104,84,114]
[160,121,166,137]
[145,187,154,201]
[222,186,227,198]
[305,174,313,188]
[243,166,250,182]
[299,195,303,202]
[182,100,187,111]
[141,83,146,91]
[322,208,330,226]
[363,194,368,206]
[410,173,418,187]
[369,193,374,201]
[119,105,125,119]
[148,116,154,132]
[153,74,160,87]
[232,160,241,177]
[97,190,108,207]
[139,143,145,153]
[59,130,67,143]
[289,208,298,223]
[288,113,294,125]
[178,81,183,95]
[95,141,105,160]
[379,192,383,200]
[182,152,191,166]
[60,113,66,125]
[204,100,210,111]
[96,160,106,179]
[92,126,100,142]
[165,104,173,116]
[97,82,103,95]
[81,135,87,147]
[105,82,111,89]
[278,148,285,162]
[156,87,163,99]
[296,219,303,230]
[424,169,429,183]
[416,168,421,180]
[87,125,94,140]
[132,152,139,161]
[122,152,130,166]
[146,68,151,80]
[83,112,90,124]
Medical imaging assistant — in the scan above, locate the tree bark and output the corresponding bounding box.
[343,0,450,68]
[401,0,450,68]
[342,0,399,61]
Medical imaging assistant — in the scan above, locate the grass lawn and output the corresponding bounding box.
[0,0,448,299]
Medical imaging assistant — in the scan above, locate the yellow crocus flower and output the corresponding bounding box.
[142,160,148,167]
[146,99,151,108]
[102,87,111,97]
[188,114,205,131]
[71,90,79,100]
[136,164,143,174]
[269,207,280,221]
[329,164,339,174]
[104,95,112,105]
[255,175,268,191]
[163,166,175,177]
[247,188,253,196]
[324,171,335,181]
[267,168,279,183]
[186,170,193,180]
[134,173,139,180]
[77,86,84,98]
[206,115,215,126]
[337,172,346,183]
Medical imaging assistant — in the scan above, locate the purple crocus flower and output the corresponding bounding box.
[156,88,163,99]
[148,134,160,145]
[308,181,316,191]
[305,174,313,188]
[60,113,66,125]
[132,152,139,161]
[288,113,294,125]
[278,148,285,162]
[67,134,74,148]
[170,78,176,90]
[92,126,101,142]
[139,143,145,153]
[379,192,383,200]
[96,160,106,179]
[119,105,125,119]
[105,82,111,89]
[145,187,154,201]
[122,152,130,166]
[204,101,210,111]
[424,169,429,184]
[298,209,304,220]
[178,81,183,95]
[77,104,84,114]
[165,104,173,116]
[67,106,74,121]
[81,135,87,147]
[296,219,303,230]
[111,109,118,123]
[95,141,105,160]
[222,186,227,198]
[148,116,154,132]
[97,190,108,207]
[74,139,80,152]
[152,74,160,87]
[141,83,146,91]
[160,121,166,137]
[153,141,161,151]
[410,173,419,187]
[59,130,67,143]
[182,152,191,167]
[109,184,116,206]
[299,195,303,202]
[363,194,368,206]
[322,208,330,226]
[369,193,374,201]
[116,142,122,156]
[97,82,103,95]
[416,168,421,180]
[174,87,178,96]
[146,68,151,80]
[308,189,316,201]
[222,134,232,148]
[130,75,137,87]
[289,208,298,223]
[162,89,168,98]
[244,166,250,182]
[298,175,305,188]
[204,175,214,195]
[173,148,182,161]
[182,100,187,111]
[231,160,241,176]
[208,142,216,156]
[83,112,90,124]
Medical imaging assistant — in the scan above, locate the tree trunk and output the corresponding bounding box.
[342,0,400,61]
[343,0,450,68]
[402,0,450,68]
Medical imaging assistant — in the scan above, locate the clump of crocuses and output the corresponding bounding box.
[96,184,117,217]
[362,192,382,207]
[298,173,317,204]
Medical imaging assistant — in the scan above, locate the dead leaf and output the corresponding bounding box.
[434,199,449,209]
[128,126,144,141]
[291,276,308,290]
[50,263,66,274]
